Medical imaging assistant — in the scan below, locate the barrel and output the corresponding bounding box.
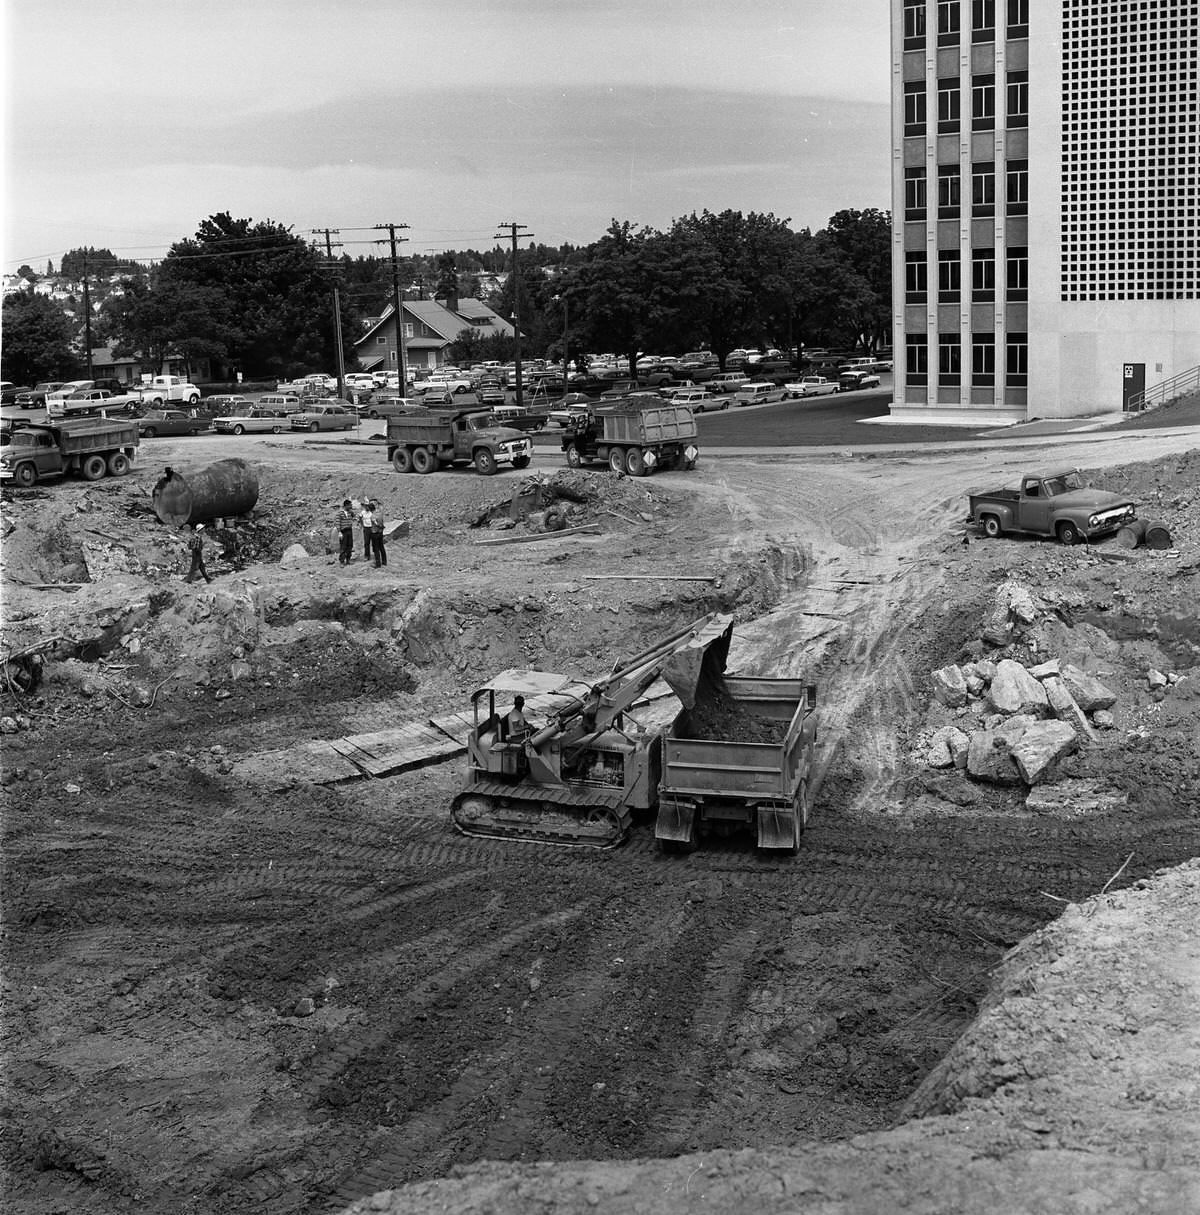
[1144,520,1174,550]
[1115,519,1147,549]
[153,459,259,527]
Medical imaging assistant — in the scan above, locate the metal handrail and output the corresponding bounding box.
[1126,364,1200,412]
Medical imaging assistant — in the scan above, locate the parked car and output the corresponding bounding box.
[202,394,254,417]
[548,395,593,427]
[784,377,840,399]
[53,387,144,416]
[137,409,212,438]
[14,382,67,409]
[709,372,750,394]
[214,408,288,435]
[343,373,376,392]
[2,382,33,405]
[673,388,725,412]
[358,397,418,419]
[291,403,356,432]
[838,370,882,391]
[733,382,787,407]
[258,394,302,416]
[658,380,698,398]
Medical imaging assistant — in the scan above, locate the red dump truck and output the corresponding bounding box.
[561,394,699,476]
[0,417,139,486]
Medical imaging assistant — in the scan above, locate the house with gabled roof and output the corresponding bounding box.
[354,294,516,374]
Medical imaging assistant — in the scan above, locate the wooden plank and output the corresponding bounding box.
[582,574,717,584]
[429,712,476,744]
[474,524,601,546]
[330,723,463,777]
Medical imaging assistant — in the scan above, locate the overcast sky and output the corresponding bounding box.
[3,0,891,271]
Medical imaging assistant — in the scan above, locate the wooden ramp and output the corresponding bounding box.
[234,720,464,790]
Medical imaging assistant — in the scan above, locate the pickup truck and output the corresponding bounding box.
[968,469,1137,545]
[387,407,532,475]
[48,387,145,418]
[783,377,840,399]
[0,417,139,486]
[137,376,201,407]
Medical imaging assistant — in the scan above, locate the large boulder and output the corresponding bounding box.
[988,659,1050,716]
[981,581,1039,646]
[1010,720,1079,785]
[1042,675,1097,742]
[926,725,970,768]
[966,715,1036,785]
[1060,664,1117,712]
[931,665,969,708]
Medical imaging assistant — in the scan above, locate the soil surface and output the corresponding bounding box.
[3,429,1199,1214]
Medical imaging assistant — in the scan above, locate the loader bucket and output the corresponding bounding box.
[661,615,733,709]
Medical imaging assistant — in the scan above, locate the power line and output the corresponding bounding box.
[494,222,532,406]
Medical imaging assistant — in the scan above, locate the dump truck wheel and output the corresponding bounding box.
[625,447,646,477]
[13,462,37,488]
[1057,521,1080,546]
[392,447,413,473]
[142,427,157,438]
[982,514,1002,538]
[82,454,107,481]
[565,445,581,468]
[412,446,435,474]
[107,452,130,477]
[608,447,625,474]
[474,448,498,475]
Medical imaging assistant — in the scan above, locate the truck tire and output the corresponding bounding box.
[411,446,435,474]
[565,445,581,468]
[982,514,1002,539]
[107,452,130,477]
[187,393,199,405]
[511,455,531,469]
[625,446,647,477]
[392,447,413,473]
[82,454,108,481]
[1057,521,1081,546]
[13,462,37,487]
[473,448,498,476]
[141,427,157,438]
[608,447,625,474]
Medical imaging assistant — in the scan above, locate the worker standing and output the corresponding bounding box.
[337,499,356,565]
[358,499,375,560]
[185,524,212,584]
[370,507,387,568]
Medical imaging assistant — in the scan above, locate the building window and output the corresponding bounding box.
[404,324,414,338]
[376,336,387,344]
[1006,332,1027,386]
[1006,246,1028,300]
[971,163,995,216]
[1006,0,1028,38]
[937,0,960,46]
[389,350,396,365]
[971,74,995,130]
[1006,70,1028,127]
[971,0,995,41]
[906,334,928,386]
[904,167,928,219]
[972,248,995,300]
[937,165,961,218]
[972,334,996,386]
[1006,159,1028,215]
[938,250,961,302]
[937,78,961,134]
[903,82,927,135]
[903,1,926,49]
[905,251,928,302]
[938,333,961,385]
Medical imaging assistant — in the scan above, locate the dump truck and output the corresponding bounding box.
[561,394,699,476]
[451,613,736,848]
[968,468,1137,545]
[386,407,532,475]
[655,676,818,854]
[0,417,139,487]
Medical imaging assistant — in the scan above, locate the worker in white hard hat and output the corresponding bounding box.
[185,523,213,584]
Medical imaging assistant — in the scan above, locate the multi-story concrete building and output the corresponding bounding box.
[890,0,1200,423]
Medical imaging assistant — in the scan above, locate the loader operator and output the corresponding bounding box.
[506,695,529,740]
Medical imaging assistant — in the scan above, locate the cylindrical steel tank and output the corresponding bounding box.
[1144,520,1174,550]
[153,459,259,527]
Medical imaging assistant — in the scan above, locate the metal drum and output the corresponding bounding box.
[152,459,259,527]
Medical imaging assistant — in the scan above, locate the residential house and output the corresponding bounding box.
[354,295,517,375]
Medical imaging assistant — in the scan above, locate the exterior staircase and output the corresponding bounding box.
[1126,363,1200,412]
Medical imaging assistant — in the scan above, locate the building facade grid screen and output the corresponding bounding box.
[1061,0,1200,301]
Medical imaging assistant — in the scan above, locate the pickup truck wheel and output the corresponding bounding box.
[565,445,582,469]
[511,455,531,469]
[1057,521,1081,546]
[473,448,498,476]
[81,454,107,481]
[142,427,157,438]
[187,394,199,405]
[411,446,435,474]
[107,452,130,477]
[625,447,647,477]
[608,447,625,474]
[982,514,1002,539]
[13,462,37,487]
[392,447,413,473]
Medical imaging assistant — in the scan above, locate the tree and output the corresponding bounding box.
[823,209,892,351]
[16,264,39,283]
[1,292,79,384]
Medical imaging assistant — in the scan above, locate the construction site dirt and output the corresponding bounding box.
[2,429,1199,1214]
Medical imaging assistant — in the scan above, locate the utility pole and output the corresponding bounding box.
[312,228,346,399]
[82,249,94,379]
[560,291,570,400]
[375,223,410,391]
[494,221,532,406]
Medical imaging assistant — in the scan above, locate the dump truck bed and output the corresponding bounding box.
[596,402,698,446]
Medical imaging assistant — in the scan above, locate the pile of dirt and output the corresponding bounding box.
[681,681,786,744]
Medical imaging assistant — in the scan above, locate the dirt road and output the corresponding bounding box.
[3,428,1199,1213]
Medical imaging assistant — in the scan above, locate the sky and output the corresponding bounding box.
[2,0,891,273]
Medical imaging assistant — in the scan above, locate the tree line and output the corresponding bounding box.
[1,209,889,385]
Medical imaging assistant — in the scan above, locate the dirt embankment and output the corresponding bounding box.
[2,433,1199,1215]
